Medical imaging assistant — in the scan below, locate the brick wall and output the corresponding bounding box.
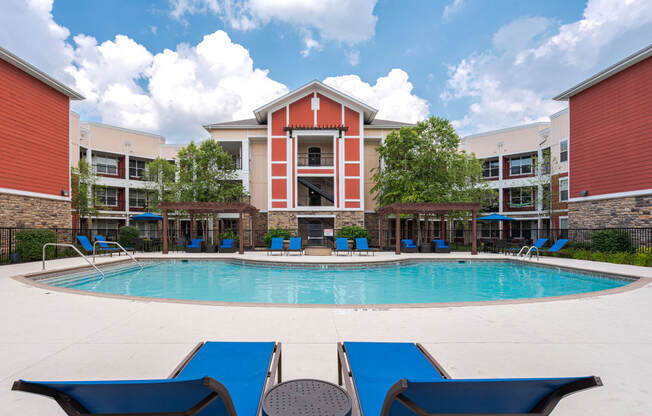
[0,193,71,228]
[569,195,652,228]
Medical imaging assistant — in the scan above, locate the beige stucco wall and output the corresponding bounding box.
[464,123,549,158]
[69,112,81,166]
[297,139,334,154]
[364,129,392,140]
[249,140,268,210]
[364,139,380,211]
[210,128,266,140]
[84,123,166,159]
[549,109,569,174]
[160,145,180,160]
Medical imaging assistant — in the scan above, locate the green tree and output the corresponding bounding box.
[372,116,493,244]
[71,159,99,230]
[143,157,177,210]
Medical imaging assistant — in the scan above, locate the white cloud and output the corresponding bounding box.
[169,0,378,58]
[442,0,652,135]
[2,0,426,141]
[346,50,360,66]
[442,0,466,22]
[324,69,430,123]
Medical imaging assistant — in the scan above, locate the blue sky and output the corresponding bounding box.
[2,0,651,142]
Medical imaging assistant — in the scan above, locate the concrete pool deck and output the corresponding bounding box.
[1,251,651,415]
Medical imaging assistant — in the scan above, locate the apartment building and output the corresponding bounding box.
[0,46,83,228]
[204,80,411,243]
[462,111,570,240]
[554,44,652,228]
[71,122,180,239]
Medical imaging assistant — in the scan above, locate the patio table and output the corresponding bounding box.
[262,379,352,416]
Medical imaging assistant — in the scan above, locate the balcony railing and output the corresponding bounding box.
[297,153,334,167]
[93,165,125,178]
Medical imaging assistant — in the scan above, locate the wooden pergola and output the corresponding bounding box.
[377,202,482,255]
[159,201,259,254]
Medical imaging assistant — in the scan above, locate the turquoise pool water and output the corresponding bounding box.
[40,260,630,305]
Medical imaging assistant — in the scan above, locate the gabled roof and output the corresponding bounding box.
[253,80,378,124]
[0,46,84,100]
[554,44,652,101]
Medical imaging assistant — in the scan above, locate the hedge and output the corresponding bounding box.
[118,226,140,247]
[591,229,632,253]
[263,228,292,247]
[335,226,370,240]
[15,229,58,261]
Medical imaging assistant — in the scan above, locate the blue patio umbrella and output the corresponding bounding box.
[130,212,164,221]
[478,213,515,221]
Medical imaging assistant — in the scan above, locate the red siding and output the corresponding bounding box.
[289,94,313,126]
[344,107,359,136]
[271,108,286,136]
[569,57,652,198]
[0,59,70,196]
[316,93,341,125]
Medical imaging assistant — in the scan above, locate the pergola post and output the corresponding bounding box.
[189,213,195,239]
[440,214,446,241]
[162,209,168,254]
[251,213,256,249]
[238,211,244,254]
[471,209,477,255]
[395,212,400,255]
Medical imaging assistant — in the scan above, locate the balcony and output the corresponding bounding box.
[297,152,334,167]
[93,164,125,179]
[297,177,335,207]
[96,197,125,211]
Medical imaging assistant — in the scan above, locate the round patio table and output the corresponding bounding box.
[262,379,352,416]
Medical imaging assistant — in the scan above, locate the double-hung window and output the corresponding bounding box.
[94,156,118,175]
[96,188,118,207]
[129,159,147,179]
[560,140,568,163]
[510,156,532,175]
[509,188,533,208]
[129,189,147,208]
[482,159,499,178]
[559,178,569,202]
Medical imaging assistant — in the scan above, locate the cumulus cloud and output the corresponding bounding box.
[442,0,466,22]
[324,69,430,123]
[442,0,652,135]
[168,0,378,58]
[2,0,427,141]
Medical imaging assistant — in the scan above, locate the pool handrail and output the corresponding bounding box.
[42,243,105,279]
[93,240,142,271]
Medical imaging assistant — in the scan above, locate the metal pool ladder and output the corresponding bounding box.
[42,243,105,278]
[93,241,143,271]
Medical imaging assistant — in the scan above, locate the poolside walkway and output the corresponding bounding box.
[1,252,651,414]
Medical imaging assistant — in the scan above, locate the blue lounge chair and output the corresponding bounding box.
[267,237,284,256]
[335,237,351,256]
[400,239,417,253]
[286,237,303,255]
[355,238,374,256]
[338,342,600,416]
[95,235,125,255]
[219,238,238,253]
[432,239,450,253]
[13,342,281,416]
[76,235,113,256]
[538,239,569,257]
[506,238,548,256]
[186,238,204,253]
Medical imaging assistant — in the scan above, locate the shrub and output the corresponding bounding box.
[336,226,370,240]
[632,253,652,267]
[263,228,291,247]
[15,229,58,261]
[219,229,239,243]
[118,226,140,247]
[591,229,632,253]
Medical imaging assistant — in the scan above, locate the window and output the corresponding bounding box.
[560,140,568,163]
[93,220,119,240]
[130,159,147,179]
[482,159,499,178]
[509,188,533,208]
[94,156,118,175]
[96,188,118,206]
[559,178,569,202]
[129,189,147,208]
[559,217,569,238]
[480,222,499,238]
[509,156,532,176]
[308,147,322,167]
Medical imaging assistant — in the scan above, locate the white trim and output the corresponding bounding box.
[344,176,360,180]
[550,107,569,119]
[344,161,361,164]
[296,173,334,177]
[267,110,272,211]
[569,188,652,202]
[296,214,337,218]
[559,177,569,202]
[0,187,71,202]
[559,138,569,163]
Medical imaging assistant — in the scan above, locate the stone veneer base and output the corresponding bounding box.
[0,192,71,228]
[569,195,652,228]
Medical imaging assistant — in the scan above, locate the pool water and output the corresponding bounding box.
[40,260,630,305]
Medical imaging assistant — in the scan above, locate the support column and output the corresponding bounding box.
[162,209,168,254]
[471,210,477,255]
[238,211,244,254]
[440,214,446,241]
[190,213,195,239]
[395,213,400,255]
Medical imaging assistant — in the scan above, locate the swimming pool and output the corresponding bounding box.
[36,260,632,305]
